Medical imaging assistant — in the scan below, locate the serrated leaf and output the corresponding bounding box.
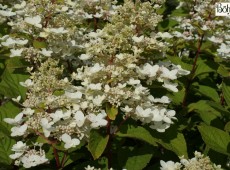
[116,124,187,157]
[116,125,157,146]
[198,124,230,156]
[33,40,47,49]
[155,128,187,158]
[193,83,220,102]
[106,103,118,120]
[188,100,222,125]
[208,101,230,118]
[88,130,109,160]
[222,78,230,106]
[118,146,153,170]
[0,135,15,165]
[193,59,217,78]
[0,68,29,99]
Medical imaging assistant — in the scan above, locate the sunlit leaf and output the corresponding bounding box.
[198,124,230,156]
[88,130,109,160]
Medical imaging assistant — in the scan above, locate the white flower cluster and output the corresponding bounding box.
[0,0,118,62]
[4,59,108,149]
[72,0,189,132]
[160,151,222,170]
[2,0,190,168]
[158,0,230,58]
[9,141,48,168]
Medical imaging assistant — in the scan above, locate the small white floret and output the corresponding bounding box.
[0,10,16,16]
[132,35,144,43]
[79,54,92,60]
[73,111,85,127]
[11,124,28,136]
[87,111,108,128]
[19,79,33,87]
[65,91,82,99]
[11,141,27,152]
[10,49,23,57]
[39,48,53,57]
[61,133,80,149]
[14,1,26,9]
[162,80,178,92]
[24,15,42,28]
[4,112,24,125]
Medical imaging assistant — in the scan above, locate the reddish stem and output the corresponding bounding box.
[182,34,204,107]
[61,151,68,168]
[94,17,98,31]
[220,92,225,106]
[53,146,61,169]
[33,130,60,169]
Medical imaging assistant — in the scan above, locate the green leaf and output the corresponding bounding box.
[224,122,230,133]
[53,142,66,151]
[116,125,157,146]
[168,88,185,105]
[200,40,213,51]
[88,130,109,160]
[158,19,178,31]
[106,103,118,120]
[0,68,29,99]
[0,135,15,165]
[208,101,230,118]
[188,100,222,125]
[116,124,187,157]
[192,83,220,102]
[0,101,21,136]
[63,152,86,167]
[193,59,217,78]
[171,8,189,17]
[5,57,30,69]
[156,4,166,15]
[62,141,87,168]
[33,40,47,49]
[53,89,65,96]
[155,129,187,158]
[217,65,229,77]
[118,145,153,170]
[198,124,230,156]
[0,22,10,37]
[166,56,192,71]
[222,78,230,106]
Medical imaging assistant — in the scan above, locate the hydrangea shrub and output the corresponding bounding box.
[0,0,229,169]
